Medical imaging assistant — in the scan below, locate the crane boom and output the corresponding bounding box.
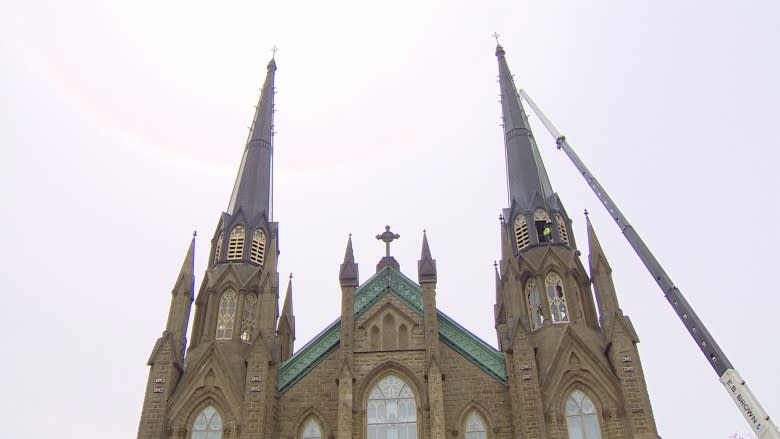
[517,89,779,439]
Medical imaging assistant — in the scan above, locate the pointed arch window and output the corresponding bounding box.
[227,226,245,260]
[367,375,417,439]
[250,229,266,265]
[464,410,488,439]
[240,293,258,343]
[556,213,570,245]
[216,290,237,339]
[213,232,224,263]
[192,405,222,439]
[545,273,569,323]
[565,390,601,439]
[514,215,530,251]
[301,417,322,439]
[526,278,544,331]
[534,209,552,243]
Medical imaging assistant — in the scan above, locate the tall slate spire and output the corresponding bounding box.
[227,57,277,221]
[496,44,554,209]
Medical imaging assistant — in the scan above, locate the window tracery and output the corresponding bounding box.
[192,405,222,439]
[250,229,266,265]
[545,273,569,323]
[526,278,544,331]
[301,417,322,439]
[367,375,417,439]
[227,226,245,260]
[565,390,601,439]
[464,410,488,439]
[240,293,258,343]
[216,290,237,339]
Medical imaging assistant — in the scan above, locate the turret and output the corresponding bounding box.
[165,235,196,363]
[278,275,295,361]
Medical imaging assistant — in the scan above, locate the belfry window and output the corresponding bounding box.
[192,405,222,439]
[216,290,237,339]
[213,232,224,263]
[227,226,245,260]
[464,411,488,439]
[545,273,569,323]
[301,417,322,439]
[556,213,570,245]
[367,375,417,439]
[514,215,530,251]
[250,229,266,265]
[565,390,601,439]
[240,293,258,343]
[526,278,544,331]
[534,209,552,243]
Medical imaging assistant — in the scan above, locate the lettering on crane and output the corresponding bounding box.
[725,377,762,432]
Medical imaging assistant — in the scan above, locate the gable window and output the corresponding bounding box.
[192,405,222,439]
[216,290,237,339]
[240,293,258,343]
[213,232,224,263]
[534,209,552,243]
[367,375,417,439]
[545,273,569,323]
[301,417,322,439]
[514,215,530,250]
[526,278,544,331]
[227,226,245,260]
[250,229,266,265]
[464,410,488,439]
[556,213,570,245]
[565,390,601,439]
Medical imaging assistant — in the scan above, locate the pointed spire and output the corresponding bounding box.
[586,212,611,273]
[418,230,437,283]
[227,56,277,221]
[172,233,196,299]
[339,234,359,286]
[281,274,294,322]
[496,44,554,209]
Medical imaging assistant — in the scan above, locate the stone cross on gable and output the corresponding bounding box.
[376,225,400,257]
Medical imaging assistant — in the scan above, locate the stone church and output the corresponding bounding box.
[137,44,659,439]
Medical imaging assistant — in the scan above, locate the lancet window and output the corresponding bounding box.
[565,390,601,439]
[216,290,237,339]
[514,215,530,251]
[545,273,569,323]
[192,405,222,439]
[367,375,417,439]
[526,278,544,330]
[227,226,245,260]
[534,209,552,243]
[556,213,570,245]
[240,293,258,343]
[250,229,266,265]
[464,411,488,439]
[213,232,224,263]
[301,417,322,439]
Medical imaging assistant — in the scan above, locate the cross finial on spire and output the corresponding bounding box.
[193,230,197,238]
[271,45,279,59]
[584,208,589,217]
[492,32,501,45]
[376,225,400,257]
[289,272,293,280]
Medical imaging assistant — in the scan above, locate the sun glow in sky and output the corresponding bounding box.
[1,1,778,438]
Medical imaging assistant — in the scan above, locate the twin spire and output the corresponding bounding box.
[227,57,277,222]
[495,44,555,210]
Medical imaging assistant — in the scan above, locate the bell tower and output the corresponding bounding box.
[493,43,659,438]
[137,56,290,439]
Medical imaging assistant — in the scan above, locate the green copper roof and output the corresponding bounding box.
[277,268,506,393]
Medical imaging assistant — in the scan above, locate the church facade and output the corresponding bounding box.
[136,45,659,439]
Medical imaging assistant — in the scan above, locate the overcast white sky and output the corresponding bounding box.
[1,1,778,438]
